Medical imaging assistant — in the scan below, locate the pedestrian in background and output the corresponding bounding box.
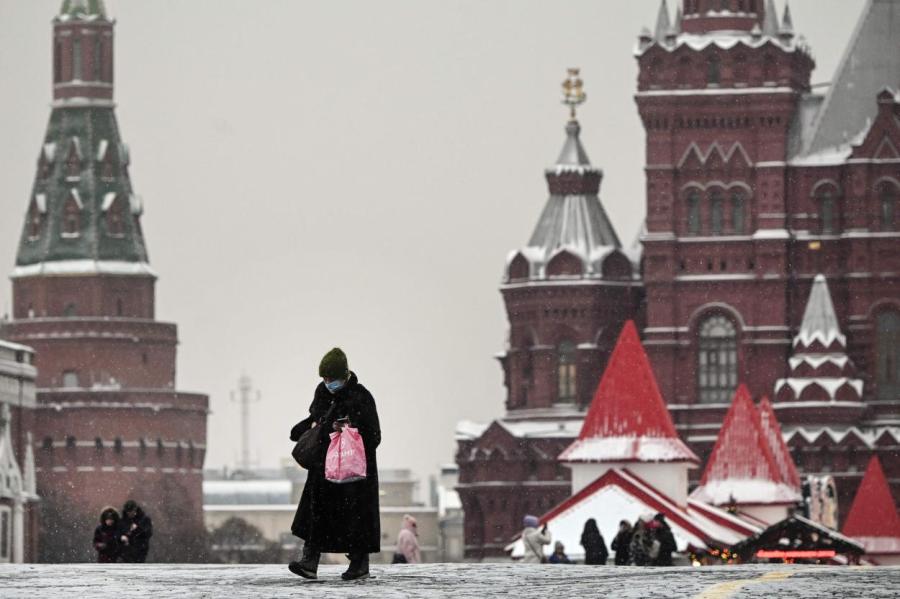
[628,516,657,566]
[548,541,573,564]
[652,513,676,566]
[393,514,421,564]
[93,507,121,563]
[119,500,153,563]
[521,515,551,563]
[611,520,632,565]
[580,518,608,565]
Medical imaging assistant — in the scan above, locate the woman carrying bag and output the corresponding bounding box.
[288,348,382,581]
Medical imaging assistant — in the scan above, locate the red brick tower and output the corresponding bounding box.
[635,0,900,520]
[455,72,643,558]
[0,0,208,562]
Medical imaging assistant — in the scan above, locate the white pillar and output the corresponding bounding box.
[12,499,23,564]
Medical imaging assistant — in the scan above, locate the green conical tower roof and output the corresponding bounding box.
[58,0,107,20]
[16,107,149,271]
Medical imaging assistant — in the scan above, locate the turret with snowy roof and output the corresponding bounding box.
[843,456,900,565]
[690,385,801,525]
[774,275,864,411]
[559,320,698,505]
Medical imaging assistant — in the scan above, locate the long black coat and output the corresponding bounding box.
[119,508,153,563]
[290,372,381,554]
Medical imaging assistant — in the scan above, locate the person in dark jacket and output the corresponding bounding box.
[580,518,608,565]
[610,519,632,566]
[93,507,121,563]
[628,517,655,566]
[652,513,677,566]
[288,348,381,581]
[548,541,573,564]
[119,500,153,563]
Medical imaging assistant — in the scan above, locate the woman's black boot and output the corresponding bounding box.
[341,553,370,581]
[288,544,320,579]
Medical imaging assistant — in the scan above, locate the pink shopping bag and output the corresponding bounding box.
[325,427,368,484]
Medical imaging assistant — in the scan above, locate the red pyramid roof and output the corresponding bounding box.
[843,456,900,539]
[558,321,697,463]
[757,396,801,489]
[691,385,800,506]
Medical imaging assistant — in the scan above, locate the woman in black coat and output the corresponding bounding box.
[580,518,608,565]
[93,507,121,563]
[288,348,381,581]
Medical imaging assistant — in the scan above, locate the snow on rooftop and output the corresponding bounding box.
[794,275,846,349]
[11,260,157,279]
[689,478,801,506]
[692,386,800,507]
[560,435,697,463]
[203,479,292,505]
[559,321,698,464]
[454,420,489,441]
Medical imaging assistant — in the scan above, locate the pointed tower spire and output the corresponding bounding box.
[690,385,801,511]
[843,456,900,556]
[762,0,779,36]
[796,274,844,349]
[775,274,864,408]
[559,321,697,463]
[674,4,683,35]
[781,1,794,32]
[654,0,671,41]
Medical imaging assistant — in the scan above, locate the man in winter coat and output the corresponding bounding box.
[611,519,632,566]
[521,515,551,563]
[118,500,153,563]
[93,507,121,563]
[288,348,382,581]
[393,514,421,564]
[652,513,677,566]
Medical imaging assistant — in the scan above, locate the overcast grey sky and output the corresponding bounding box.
[0,0,865,491]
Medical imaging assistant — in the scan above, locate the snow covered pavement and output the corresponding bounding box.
[1,563,897,598]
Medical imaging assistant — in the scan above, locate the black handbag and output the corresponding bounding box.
[292,403,336,469]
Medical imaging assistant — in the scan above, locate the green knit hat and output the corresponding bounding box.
[319,347,349,379]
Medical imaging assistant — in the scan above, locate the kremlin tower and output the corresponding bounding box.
[0,0,208,562]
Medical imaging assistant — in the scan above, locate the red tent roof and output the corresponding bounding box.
[843,456,900,539]
[691,385,801,506]
[558,320,697,463]
[757,396,801,489]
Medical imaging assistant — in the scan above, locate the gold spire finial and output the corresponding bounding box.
[561,68,586,121]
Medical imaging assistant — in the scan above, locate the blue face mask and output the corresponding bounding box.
[325,379,345,394]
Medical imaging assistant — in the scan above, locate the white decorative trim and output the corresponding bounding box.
[636,86,795,97]
[11,260,157,279]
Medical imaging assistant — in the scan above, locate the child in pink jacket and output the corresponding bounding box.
[392,514,421,564]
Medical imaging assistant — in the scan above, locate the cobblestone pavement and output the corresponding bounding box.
[1,563,897,598]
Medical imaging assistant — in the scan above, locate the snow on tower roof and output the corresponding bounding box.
[794,274,846,349]
[558,321,698,464]
[691,385,801,507]
[58,0,107,20]
[654,0,671,41]
[843,456,900,555]
[804,0,900,156]
[757,396,801,489]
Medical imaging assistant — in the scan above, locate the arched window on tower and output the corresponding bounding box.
[815,185,839,234]
[697,315,738,403]
[687,190,701,234]
[72,38,83,81]
[54,40,62,83]
[557,341,577,404]
[763,54,777,83]
[731,189,745,234]
[876,310,900,401]
[707,55,721,86]
[93,37,102,81]
[710,190,724,234]
[62,195,81,237]
[106,196,125,237]
[878,182,898,231]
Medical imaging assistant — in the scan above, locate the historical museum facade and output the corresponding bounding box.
[457,0,899,558]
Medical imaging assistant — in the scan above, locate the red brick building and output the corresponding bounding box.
[458,0,899,558]
[0,0,208,562]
